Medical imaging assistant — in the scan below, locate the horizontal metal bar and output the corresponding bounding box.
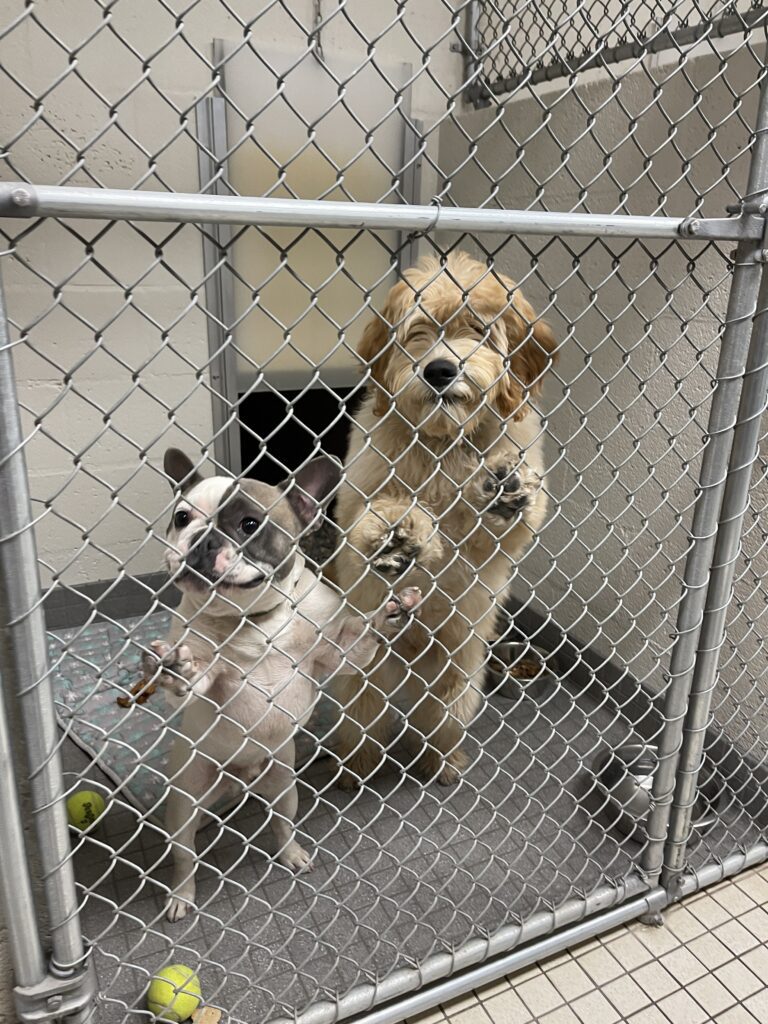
[274,878,657,1024]
[677,843,768,899]
[0,182,760,241]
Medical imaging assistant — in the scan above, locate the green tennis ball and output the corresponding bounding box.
[147,965,202,1022]
[66,791,105,831]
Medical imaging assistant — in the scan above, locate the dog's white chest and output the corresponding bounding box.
[173,571,343,765]
[182,656,316,768]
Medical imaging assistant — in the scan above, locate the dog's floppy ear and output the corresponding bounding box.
[164,448,203,491]
[359,279,411,417]
[283,455,342,532]
[497,282,558,422]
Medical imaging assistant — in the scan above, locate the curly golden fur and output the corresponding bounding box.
[331,251,558,788]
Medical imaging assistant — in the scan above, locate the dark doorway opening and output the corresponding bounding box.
[238,384,361,484]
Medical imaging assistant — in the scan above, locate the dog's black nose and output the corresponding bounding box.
[192,532,220,555]
[423,359,458,390]
[185,529,223,571]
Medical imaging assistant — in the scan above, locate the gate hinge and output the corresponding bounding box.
[722,198,768,261]
[678,212,765,242]
[14,960,96,1024]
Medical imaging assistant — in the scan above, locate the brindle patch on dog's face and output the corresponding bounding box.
[165,476,302,594]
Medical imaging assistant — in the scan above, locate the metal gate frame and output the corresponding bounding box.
[0,272,96,1022]
[3,68,768,1024]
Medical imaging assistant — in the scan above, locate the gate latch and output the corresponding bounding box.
[14,960,96,1024]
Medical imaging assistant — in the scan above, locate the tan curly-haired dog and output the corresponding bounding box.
[330,251,558,789]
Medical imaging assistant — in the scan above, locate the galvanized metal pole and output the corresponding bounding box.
[641,73,768,887]
[461,0,484,107]
[0,665,47,986]
[0,182,758,240]
[195,86,242,475]
[662,240,768,887]
[0,268,86,975]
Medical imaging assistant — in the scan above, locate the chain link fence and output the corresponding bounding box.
[465,0,767,104]
[2,2,768,1023]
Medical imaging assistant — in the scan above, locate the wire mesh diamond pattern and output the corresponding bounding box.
[2,2,768,1024]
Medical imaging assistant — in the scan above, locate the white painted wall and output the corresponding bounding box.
[0,0,466,588]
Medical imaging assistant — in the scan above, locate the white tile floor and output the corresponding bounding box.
[408,863,768,1024]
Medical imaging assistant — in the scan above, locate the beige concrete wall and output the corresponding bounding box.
[0,0,465,588]
[438,36,766,736]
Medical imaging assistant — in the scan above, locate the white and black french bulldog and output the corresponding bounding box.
[146,448,420,921]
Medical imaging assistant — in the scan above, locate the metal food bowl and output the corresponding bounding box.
[487,641,559,701]
[592,743,726,840]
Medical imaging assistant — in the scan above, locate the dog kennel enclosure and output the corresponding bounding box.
[2,1,768,1022]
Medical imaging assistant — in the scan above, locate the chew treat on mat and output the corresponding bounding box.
[116,675,157,708]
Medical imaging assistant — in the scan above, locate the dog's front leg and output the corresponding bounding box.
[322,590,422,791]
[314,587,422,677]
[252,742,312,873]
[464,454,548,551]
[404,627,486,785]
[164,744,235,922]
[142,639,211,697]
[347,502,444,581]
[332,668,392,791]
[145,642,228,921]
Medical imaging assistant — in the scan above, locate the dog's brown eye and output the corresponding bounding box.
[241,517,260,536]
[173,509,190,529]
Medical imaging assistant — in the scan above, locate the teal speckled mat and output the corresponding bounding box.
[49,612,335,820]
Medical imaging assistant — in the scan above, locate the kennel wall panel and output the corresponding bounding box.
[0,0,462,193]
[4,217,215,588]
[442,36,760,218]
[216,41,419,393]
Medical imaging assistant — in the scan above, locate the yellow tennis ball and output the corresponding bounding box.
[66,791,105,831]
[147,965,202,1022]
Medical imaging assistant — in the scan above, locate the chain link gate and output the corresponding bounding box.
[2,2,768,1022]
